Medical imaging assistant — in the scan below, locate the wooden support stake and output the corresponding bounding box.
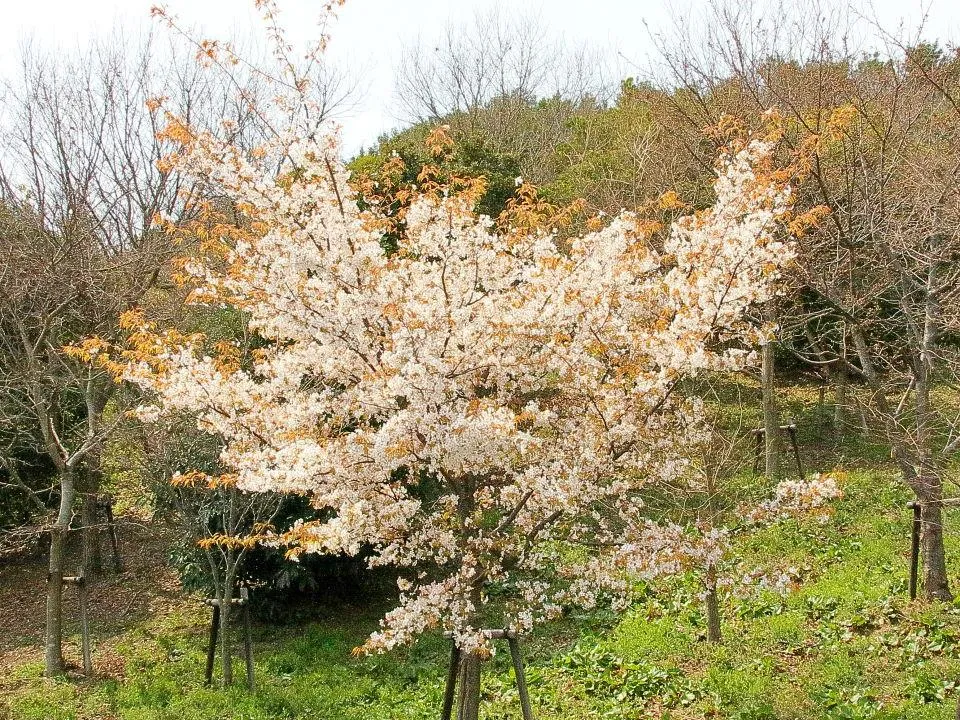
[508,636,535,720]
[787,426,804,480]
[78,576,92,675]
[205,604,220,685]
[63,576,93,675]
[753,430,763,474]
[204,591,254,687]
[751,425,804,479]
[241,587,254,689]
[909,501,922,600]
[440,643,461,720]
[441,630,535,720]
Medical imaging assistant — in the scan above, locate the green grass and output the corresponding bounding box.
[5,408,960,718]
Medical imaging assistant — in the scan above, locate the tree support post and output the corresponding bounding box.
[752,429,763,474]
[63,575,92,675]
[441,629,535,720]
[507,635,534,720]
[441,643,461,720]
[241,587,254,689]
[751,424,804,479]
[787,425,804,480]
[204,590,254,688]
[205,604,220,685]
[908,501,922,600]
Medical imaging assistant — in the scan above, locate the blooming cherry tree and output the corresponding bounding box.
[119,110,796,708]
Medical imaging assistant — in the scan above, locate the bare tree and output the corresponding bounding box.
[0,25,352,676]
[651,0,960,599]
[0,200,125,676]
[389,8,618,190]
[394,7,557,122]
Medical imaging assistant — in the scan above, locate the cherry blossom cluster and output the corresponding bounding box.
[125,121,795,654]
[614,473,843,603]
[746,472,843,524]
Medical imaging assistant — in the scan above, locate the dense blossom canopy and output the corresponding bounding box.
[124,122,799,653]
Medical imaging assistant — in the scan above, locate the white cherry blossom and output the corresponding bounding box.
[126,123,794,653]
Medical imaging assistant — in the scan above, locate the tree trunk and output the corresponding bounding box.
[45,468,76,677]
[81,493,102,578]
[452,477,483,720]
[848,324,952,601]
[761,328,780,480]
[833,365,847,432]
[456,651,483,720]
[220,565,235,686]
[913,312,950,601]
[81,446,105,577]
[919,484,952,601]
[704,571,722,643]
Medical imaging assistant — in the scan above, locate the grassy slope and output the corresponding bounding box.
[4,387,960,719]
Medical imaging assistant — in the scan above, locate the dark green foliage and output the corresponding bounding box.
[350,121,522,220]
[163,492,389,624]
[0,447,56,534]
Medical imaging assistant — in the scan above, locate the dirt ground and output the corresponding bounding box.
[0,521,186,678]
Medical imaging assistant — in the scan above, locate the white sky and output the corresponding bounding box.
[2,0,958,154]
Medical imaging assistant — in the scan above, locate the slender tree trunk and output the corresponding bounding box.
[81,493,102,578]
[803,326,842,432]
[80,391,107,577]
[833,365,847,432]
[456,651,483,720]
[898,464,952,601]
[702,465,723,643]
[850,325,952,600]
[45,531,68,676]
[761,322,780,479]
[220,561,236,686]
[45,467,76,677]
[913,309,951,600]
[453,476,484,720]
[704,570,722,643]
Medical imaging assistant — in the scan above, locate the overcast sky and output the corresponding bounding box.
[2,0,958,154]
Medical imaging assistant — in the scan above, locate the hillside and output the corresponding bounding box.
[4,389,960,719]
